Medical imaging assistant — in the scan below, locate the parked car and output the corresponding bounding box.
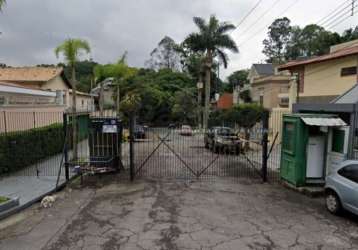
[134,125,146,139]
[179,125,193,136]
[325,160,358,215]
[204,127,241,154]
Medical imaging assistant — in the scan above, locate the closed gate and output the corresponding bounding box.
[129,113,279,182]
[63,111,123,179]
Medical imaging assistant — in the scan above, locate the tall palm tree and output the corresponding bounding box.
[55,38,90,160]
[185,15,238,129]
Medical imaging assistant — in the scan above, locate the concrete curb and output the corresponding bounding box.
[0,197,19,213]
[282,181,325,198]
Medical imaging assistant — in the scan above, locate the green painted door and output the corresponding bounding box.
[280,115,307,186]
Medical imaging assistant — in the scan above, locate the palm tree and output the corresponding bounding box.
[185,15,238,130]
[0,0,6,11]
[55,38,90,160]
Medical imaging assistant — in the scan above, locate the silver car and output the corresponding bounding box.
[325,160,358,215]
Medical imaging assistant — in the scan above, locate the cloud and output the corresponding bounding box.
[0,0,356,79]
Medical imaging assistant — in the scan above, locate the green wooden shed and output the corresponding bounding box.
[280,113,349,187]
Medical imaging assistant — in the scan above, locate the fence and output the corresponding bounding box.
[0,109,64,133]
[269,107,290,144]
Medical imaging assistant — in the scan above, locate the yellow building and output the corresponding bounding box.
[248,64,290,110]
[278,40,358,104]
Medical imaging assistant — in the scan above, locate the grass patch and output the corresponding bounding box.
[0,196,9,204]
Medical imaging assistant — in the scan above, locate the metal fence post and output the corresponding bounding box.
[63,113,69,181]
[3,111,7,134]
[129,114,135,181]
[262,111,269,182]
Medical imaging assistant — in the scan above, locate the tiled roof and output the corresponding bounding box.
[217,93,233,109]
[0,67,64,82]
[278,44,358,70]
[253,64,274,75]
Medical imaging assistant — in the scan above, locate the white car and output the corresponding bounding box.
[325,160,358,215]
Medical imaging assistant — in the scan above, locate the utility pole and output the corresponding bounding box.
[352,0,356,16]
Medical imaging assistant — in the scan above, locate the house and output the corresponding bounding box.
[216,93,233,109]
[249,64,290,110]
[91,77,116,108]
[278,39,358,104]
[0,67,94,111]
[0,82,59,106]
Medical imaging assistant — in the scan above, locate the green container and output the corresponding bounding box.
[280,114,309,186]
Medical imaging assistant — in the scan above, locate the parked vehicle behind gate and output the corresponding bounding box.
[204,127,241,154]
[325,160,358,215]
[134,125,146,139]
[179,125,193,136]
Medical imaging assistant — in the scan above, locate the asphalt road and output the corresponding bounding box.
[0,176,357,250]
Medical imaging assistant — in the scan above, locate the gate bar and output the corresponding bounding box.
[129,115,135,181]
[262,111,269,182]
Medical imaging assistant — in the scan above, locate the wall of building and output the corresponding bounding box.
[251,78,290,110]
[301,55,357,100]
[41,76,69,91]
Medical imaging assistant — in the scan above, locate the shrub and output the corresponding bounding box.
[0,123,65,175]
[209,103,266,128]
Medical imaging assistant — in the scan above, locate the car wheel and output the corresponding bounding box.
[326,191,342,215]
[214,145,220,154]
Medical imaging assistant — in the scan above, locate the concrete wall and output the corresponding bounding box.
[301,55,357,101]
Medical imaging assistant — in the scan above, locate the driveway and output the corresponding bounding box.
[0,176,357,250]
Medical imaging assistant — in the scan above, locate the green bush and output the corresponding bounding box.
[209,103,266,128]
[0,123,65,175]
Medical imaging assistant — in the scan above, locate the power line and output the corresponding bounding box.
[238,0,300,48]
[320,2,356,27]
[316,0,350,25]
[236,0,264,28]
[238,0,282,36]
[326,8,357,30]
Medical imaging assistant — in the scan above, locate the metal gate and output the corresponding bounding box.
[63,111,123,179]
[129,113,279,182]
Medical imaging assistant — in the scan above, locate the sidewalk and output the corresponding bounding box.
[0,154,67,208]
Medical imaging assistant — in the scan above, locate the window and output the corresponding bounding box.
[0,96,5,105]
[332,129,345,153]
[259,96,264,106]
[283,122,295,152]
[341,67,357,77]
[338,165,358,183]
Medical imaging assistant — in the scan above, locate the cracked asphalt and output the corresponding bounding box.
[0,176,358,250]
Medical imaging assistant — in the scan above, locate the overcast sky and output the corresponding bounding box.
[0,0,357,79]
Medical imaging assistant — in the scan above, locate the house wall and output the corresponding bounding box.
[41,75,69,91]
[68,94,94,111]
[251,79,290,110]
[300,55,357,102]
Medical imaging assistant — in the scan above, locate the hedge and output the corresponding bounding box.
[0,123,65,175]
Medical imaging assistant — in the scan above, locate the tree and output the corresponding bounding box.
[225,70,249,93]
[55,38,91,160]
[94,59,138,112]
[172,88,198,125]
[341,26,358,42]
[262,17,291,64]
[146,36,182,71]
[184,15,238,130]
[0,0,5,11]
